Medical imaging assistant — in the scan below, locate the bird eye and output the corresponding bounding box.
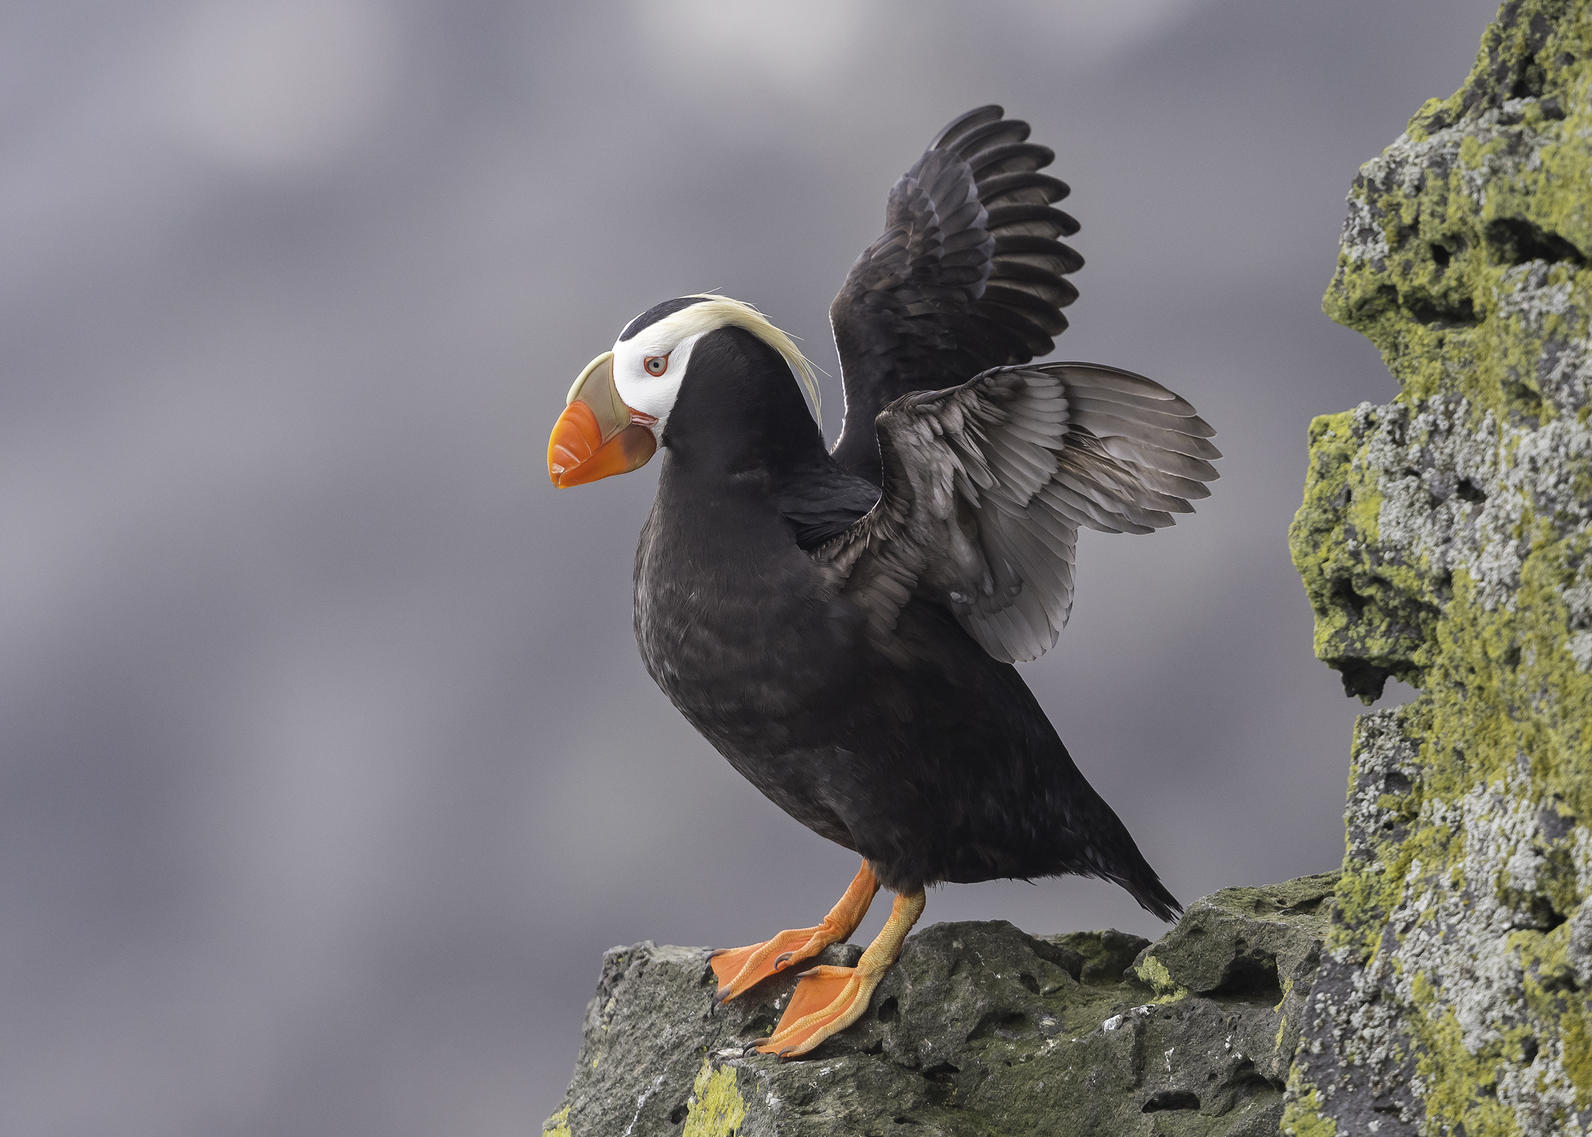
[644,355,669,376]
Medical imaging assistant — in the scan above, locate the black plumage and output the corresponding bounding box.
[549,106,1218,1054]
[633,327,1188,917]
[830,105,1084,479]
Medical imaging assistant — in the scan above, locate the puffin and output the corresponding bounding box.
[546,106,1218,1057]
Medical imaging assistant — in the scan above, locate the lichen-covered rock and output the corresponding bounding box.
[1285,2,1592,1133]
[545,875,1337,1136]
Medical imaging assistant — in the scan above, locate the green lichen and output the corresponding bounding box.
[542,1105,572,1137]
[1289,409,1438,701]
[1413,1003,1521,1137]
[1517,924,1592,1107]
[1565,1009,1592,1103]
[1323,2,1592,418]
[681,1059,746,1137]
[1430,553,1592,811]
[1281,1087,1340,1137]
[1296,474,1592,1131]
[1129,952,1188,1002]
[1409,0,1592,143]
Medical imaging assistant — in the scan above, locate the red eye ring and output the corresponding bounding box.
[644,354,669,376]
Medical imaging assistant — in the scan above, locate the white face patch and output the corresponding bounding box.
[609,295,821,446]
[611,323,704,441]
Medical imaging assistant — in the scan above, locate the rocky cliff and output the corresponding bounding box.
[545,876,1337,1137]
[1283,1,1592,1133]
[546,2,1592,1133]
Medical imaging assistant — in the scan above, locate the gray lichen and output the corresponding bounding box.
[1284,1,1592,1133]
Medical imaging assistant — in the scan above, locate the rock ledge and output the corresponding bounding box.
[545,874,1337,1137]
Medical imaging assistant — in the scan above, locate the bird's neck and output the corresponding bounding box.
[660,328,828,485]
[656,435,834,511]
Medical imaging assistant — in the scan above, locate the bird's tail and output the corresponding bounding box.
[1080,823,1183,923]
[1123,870,1182,924]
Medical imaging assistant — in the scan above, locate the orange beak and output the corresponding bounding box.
[548,352,659,487]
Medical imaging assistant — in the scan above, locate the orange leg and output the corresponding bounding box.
[710,861,879,1003]
[754,887,925,1058]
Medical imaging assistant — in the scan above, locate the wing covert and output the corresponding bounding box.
[815,363,1219,663]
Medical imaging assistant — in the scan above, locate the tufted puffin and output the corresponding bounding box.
[546,106,1218,1057]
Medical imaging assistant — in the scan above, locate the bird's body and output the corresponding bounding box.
[547,106,1215,1055]
[632,328,1176,910]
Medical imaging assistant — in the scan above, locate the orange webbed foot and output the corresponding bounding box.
[752,888,925,1059]
[752,962,882,1057]
[707,861,879,1003]
[709,926,832,1002]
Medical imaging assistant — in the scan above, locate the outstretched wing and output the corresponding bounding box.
[815,363,1219,663]
[829,105,1083,479]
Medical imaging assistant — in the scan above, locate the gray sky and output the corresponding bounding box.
[3,2,1500,1134]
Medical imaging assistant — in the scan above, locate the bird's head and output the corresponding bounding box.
[547,295,820,487]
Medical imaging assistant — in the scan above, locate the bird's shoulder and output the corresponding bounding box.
[771,461,882,550]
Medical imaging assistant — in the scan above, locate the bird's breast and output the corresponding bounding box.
[633,494,857,756]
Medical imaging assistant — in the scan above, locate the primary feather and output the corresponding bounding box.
[829,105,1083,479]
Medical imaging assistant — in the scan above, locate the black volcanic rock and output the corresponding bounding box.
[544,875,1338,1136]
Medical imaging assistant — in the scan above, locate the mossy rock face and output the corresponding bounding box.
[1285,2,1592,1133]
[545,876,1337,1137]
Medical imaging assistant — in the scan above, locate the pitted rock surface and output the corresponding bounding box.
[1285,2,1592,1133]
[545,877,1337,1137]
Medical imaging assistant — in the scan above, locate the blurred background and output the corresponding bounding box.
[4,1,1500,1134]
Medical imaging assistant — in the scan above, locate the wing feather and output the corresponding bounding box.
[829,106,1083,480]
[816,363,1219,662]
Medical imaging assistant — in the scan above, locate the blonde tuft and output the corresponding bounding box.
[677,294,822,425]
